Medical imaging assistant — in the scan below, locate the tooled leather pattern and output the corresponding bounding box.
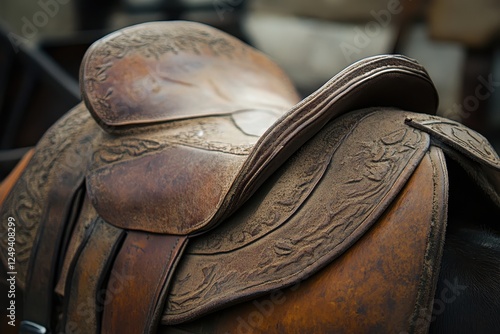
[0,105,97,288]
[90,116,256,172]
[81,22,247,126]
[162,111,500,324]
[163,108,431,324]
[405,115,500,170]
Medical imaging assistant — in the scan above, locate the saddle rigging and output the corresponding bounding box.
[0,21,499,334]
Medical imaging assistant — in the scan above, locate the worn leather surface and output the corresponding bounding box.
[101,232,187,334]
[162,108,431,323]
[406,115,500,207]
[0,104,98,289]
[54,194,99,297]
[0,20,499,334]
[63,218,124,333]
[165,147,448,334]
[81,21,300,129]
[160,107,499,325]
[406,116,500,170]
[83,22,438,236]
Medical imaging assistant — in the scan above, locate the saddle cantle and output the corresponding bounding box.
[0,21,498,334]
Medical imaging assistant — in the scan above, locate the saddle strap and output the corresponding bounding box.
[101,232,187,334]
[62,218,125,333]
[20,177,85,334]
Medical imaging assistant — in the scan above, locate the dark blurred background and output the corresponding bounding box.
[0,0,499,179]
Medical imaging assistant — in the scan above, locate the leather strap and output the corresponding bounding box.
[20,174,85,333]
[102,232,188,334]
[55,194,98,297]
[62,218,124,333]
[0,149,34,206]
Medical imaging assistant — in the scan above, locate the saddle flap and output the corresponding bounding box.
[406,116,500,205]
[80,21,300,131]
[405,116,500,170]
[87,145,246,235]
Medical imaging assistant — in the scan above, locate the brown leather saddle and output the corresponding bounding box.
[1,21,499,334]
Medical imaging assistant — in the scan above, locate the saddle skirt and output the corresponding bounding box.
[0,21,499,334]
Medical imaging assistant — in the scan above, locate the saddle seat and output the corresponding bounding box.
[0,21,499,334]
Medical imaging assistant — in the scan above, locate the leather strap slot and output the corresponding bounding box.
[102,232,187,334]
[55,194,98,297]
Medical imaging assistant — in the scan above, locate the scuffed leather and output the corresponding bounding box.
[1,20,498,334]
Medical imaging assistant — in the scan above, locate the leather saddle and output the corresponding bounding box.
[0,21,499,334]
